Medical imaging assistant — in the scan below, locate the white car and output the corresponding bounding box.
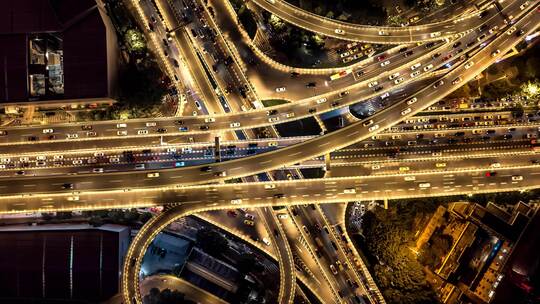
[436,162,447,168]
[268,141,278,147]
[491,49,501,57]
[146,122,156,127]
[275,87,286,93]
[117,131,128,136]
[53,155,64,159]
[394,77,404,85]
[204,118,216,123]
[490,162,501,168]
[419,182,431,188]
[410,70,421,78]
[380,92,389,99]
[410,63,422,70]
[380,60,390,67]
[401,108,412,116]
[66,133,78,139]
[42,129,54,134]
[430,32,441,37]
[423,64,433,72]
[116,123,127,128]
[404,176,416,181]
[264,184,276,189]
[378,30,389,36]
[464,61,474,69]
[231,199,242,205]
[407,97,418,105]
[371,164,381,170]
[285,112,295,118]
[262,237,271,246]
[520,1,530,10]
[506,27,517,35]
[109,157,120,163]
[147,172,160,178]
[230,122,241,128]
[268,117,279,123]
[512,175,523,181]
[72,160,83,165]
[316,97,327,104]
[93,152,104,157]
[93,168,104,173]
[137,129,148,135]
[388,72,400,80]
[277,214,289,219]
[335,29,345,35]
[368,124,379,132]
[36,156,47,160]
[343,188,356,194]
[166,148,177,153]
[363,120,374,127]
[368,81,378,88]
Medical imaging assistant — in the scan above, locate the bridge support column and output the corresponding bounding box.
[214,136,221,162]
[324,153,331,172]
[383,198,388,210]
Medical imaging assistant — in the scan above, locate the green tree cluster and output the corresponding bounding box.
[84,208,152,227]
[143,287,196,304]
[195,228,228,257]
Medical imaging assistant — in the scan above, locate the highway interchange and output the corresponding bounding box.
[1,0,540,303]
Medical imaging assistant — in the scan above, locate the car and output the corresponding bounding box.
[275,87,286,92]
[117,131,127,136]
[93,152,104,157]
[520,1,530,10]
[135,164,145,170]
[268,142,278,147]
[410,70,421,78]
[330,264,338,275]
[430,32,441,37]
[433,80,444,88]
[145,122,156,127]
[243,220,255,226]
[137,129,148,135]
[477,34,486,42]
[199,125,209,131]
[277,214,288,219]
[368,81,378,88]
[86,131,97,137]
[62,183,74,189]
[399,166,410,172]
[116,123,127,128]
[231,199,242,205]
[491,49,501,57]
[404,176,416,181]
[485,171,497,177]
[512,175,523,181]
[378,30,389,36]
[401,108,412,116]
[274,193,285,199]
[436,162,446,168]
[227,210,237,217]
[377,55,386,61]
[423,64,433,72]
[72,160,83,165]
[363,120,374,127]
[200,166,212,172]
[380,60,390,67]
[92,168,104,173]
[465,61,474,69]
[404,50,414,57]
[316,97,327,104]
[109,157,120,163]
[285,112,295,118]
[157,128,167,133]
[0,130,7,136]
[175,161,185,167]
[389,72,400,80]
[339,91,349,98]
[66,133,78,139]
[42,129,54,134]
[419,182,431,188]
[452,77,462,85]
[490,162,501,168]
[214,171,227,177]
[380,92,389,99]
[368,125,379,132]
[344,188,356,194]
[147,172,160,178]
[489,26,499,34]
[371,164,381,170]
[425,42,436,49]
[407,97,418,105]
[262,237,271,246]
[204,118,216,123]
[230,122,241,128]
[394,77,404,85]
[410,63,422,70]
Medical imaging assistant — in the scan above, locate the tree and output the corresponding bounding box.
[195,228,228,257]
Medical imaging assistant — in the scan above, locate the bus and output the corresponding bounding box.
[330,68,352,81]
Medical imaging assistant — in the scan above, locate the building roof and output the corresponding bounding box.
[0,0,109,102]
